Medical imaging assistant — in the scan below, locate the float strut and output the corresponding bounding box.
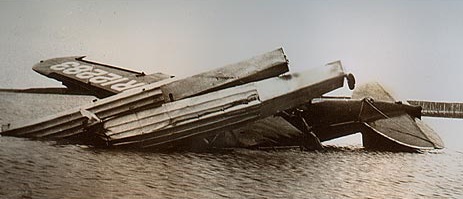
[280,110,324,150]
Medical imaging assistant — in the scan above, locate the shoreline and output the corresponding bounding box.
[0,87,91,95]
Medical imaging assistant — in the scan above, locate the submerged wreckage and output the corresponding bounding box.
[0,48,445,152]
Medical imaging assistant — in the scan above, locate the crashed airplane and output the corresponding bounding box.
[0,48,445,152]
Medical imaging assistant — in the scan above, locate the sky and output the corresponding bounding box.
[1,0,463,103]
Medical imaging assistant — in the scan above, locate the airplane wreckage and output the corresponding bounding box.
[0,48,448,152]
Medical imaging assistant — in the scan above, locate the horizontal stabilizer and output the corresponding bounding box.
[365,114,444,150]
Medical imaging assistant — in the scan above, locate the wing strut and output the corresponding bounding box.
[279,110,324,150]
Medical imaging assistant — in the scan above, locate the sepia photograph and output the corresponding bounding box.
[0,0,462,198]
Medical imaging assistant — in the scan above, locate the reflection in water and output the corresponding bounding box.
[0,92,462,198]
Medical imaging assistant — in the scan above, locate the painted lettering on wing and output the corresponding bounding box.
[50,62,145,91]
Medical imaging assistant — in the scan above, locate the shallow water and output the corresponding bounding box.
[1,92,462,198]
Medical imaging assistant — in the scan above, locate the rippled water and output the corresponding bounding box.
[1,92,463,198]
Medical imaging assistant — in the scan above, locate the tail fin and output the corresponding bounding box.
[352,82,395,101]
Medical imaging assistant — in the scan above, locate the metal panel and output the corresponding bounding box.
[1,81,170,138]
[103,84,261,145]
[1,48,290,140]
[160,48,288,102]
[101,63,347,149]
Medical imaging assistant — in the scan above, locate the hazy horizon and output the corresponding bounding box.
[1,0,463,103]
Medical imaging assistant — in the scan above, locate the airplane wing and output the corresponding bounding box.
[33,56,172,98]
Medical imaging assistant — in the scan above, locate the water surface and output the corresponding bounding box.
[1,92,462,198]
